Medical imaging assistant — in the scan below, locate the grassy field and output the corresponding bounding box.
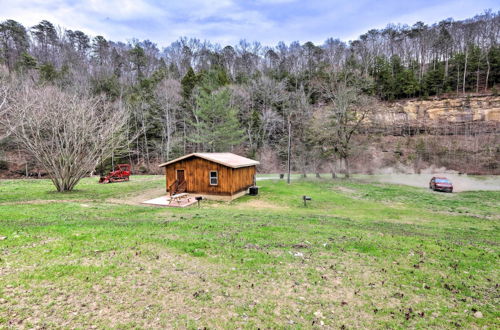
[0,175,499,328]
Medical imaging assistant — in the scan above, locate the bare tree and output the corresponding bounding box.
[0,78,9,141]
[318,81,377,177]
[0,83,6,113]
[156,78,182,161]
[309,108,338,178]
[248,77,287,148]
[3,81,129,191]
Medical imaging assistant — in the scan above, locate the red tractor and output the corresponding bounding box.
[99,164,131,184]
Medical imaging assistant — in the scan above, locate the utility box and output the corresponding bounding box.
[249,186,259,196]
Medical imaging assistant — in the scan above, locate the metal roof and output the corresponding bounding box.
[159,153,260,168]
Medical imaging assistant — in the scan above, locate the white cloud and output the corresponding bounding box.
[0,0,497,47]
[84,0,166,20]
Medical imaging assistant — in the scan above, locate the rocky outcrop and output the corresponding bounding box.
[377,94,500,123]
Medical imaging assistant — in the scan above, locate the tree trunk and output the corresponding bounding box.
[141,115,150,168]
[344,157,350,178]
[165,108,172,161]
[476,58,480,93]
[485,56,490,92]
[463,50,468,95]
[183,119,186,154]
[444,57,449,80]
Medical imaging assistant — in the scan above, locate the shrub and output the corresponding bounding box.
[0,160,8,170]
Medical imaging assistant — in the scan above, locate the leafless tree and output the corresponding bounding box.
[309,108,338,178]
[0,83,6,113]
[0,78,9,141]
[156,78,182,161]
[2,81,129,191]
[249,77,287,147]
[318,81,377,177]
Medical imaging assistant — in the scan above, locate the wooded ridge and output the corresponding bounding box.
[0,10,499,177]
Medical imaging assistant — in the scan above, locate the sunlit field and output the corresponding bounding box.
[0,176,498,328]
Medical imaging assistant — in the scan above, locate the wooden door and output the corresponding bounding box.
[176,169,185,183]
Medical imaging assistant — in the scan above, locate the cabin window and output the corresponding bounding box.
[209,171,218,185]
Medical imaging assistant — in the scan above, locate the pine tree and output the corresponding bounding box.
[181,66,198,100]
[190,88,243,152]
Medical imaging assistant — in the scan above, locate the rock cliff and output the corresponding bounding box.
[378,94,500,123]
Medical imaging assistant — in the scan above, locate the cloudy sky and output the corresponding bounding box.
[0,0,498,47]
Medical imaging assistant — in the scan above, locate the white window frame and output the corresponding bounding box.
[209,171,218,186]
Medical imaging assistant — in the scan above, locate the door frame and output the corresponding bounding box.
[176,169,185,182]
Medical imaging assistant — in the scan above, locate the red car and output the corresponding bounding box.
[429,177,453,193]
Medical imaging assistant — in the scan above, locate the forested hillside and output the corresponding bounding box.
[0,11,499,176]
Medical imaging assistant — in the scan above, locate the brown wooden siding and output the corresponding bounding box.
[230,166,255,194]
[165,156,256,196]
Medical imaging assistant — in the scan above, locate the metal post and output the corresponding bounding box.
[287,118,291,184]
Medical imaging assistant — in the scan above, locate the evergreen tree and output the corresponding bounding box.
[190,88,243,152]
[423,62,445,96]
[129,45,147,79]
[0,19,29,72]
[181,66,198,100]
[16,52,37,72]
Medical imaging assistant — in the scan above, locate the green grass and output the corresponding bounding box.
[0,175,498,328]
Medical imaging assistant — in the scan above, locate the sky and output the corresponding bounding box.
[0,0,498,47]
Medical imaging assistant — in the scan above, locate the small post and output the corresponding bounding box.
[303,195,312,206]
[287,118,291,184]
[195,196,203,208]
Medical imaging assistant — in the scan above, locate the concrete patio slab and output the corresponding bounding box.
[142,195,197,208]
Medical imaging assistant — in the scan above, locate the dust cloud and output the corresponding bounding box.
[363,172,500,192]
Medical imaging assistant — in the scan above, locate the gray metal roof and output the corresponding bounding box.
[159,152,259,168]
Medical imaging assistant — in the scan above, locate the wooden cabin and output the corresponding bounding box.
[158,153,259,201]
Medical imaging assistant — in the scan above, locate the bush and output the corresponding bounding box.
[0,160,9,170]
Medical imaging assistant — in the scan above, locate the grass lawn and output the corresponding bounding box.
[0,175,499,328]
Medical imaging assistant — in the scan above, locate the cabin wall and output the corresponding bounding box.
[164,157,256,196]
[231,166,256,194]
[165,157,232,195]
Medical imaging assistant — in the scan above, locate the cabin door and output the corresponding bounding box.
[176,169,185,183]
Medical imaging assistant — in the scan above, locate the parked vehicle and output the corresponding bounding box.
[98,164,131,184]
[429,177,453,193]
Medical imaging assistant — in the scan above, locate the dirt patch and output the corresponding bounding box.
[106,187,165,206]
[0,199,92,206]
[234,199,286,210]
[335,186,357,194]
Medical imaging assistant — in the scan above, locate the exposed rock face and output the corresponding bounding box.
[377,95,500,123]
